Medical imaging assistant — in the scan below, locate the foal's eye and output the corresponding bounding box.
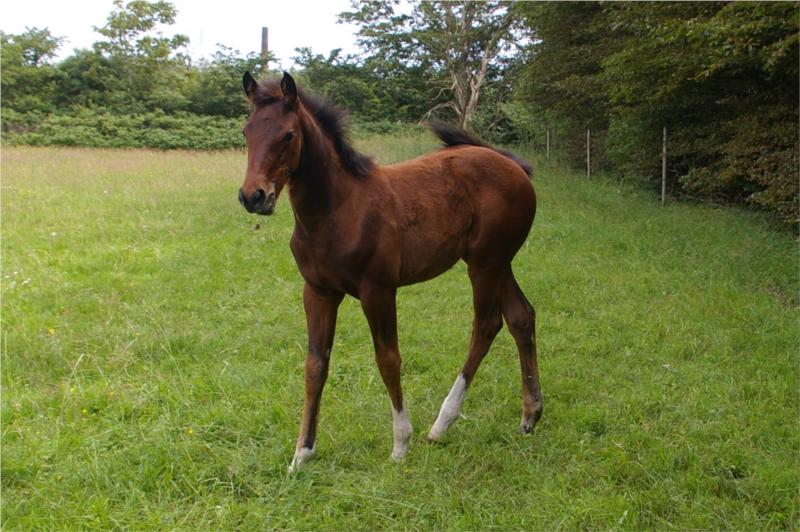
[282,131,295,143]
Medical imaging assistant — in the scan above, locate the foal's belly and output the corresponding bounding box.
[398,235,467,286]
[395,187,472,286]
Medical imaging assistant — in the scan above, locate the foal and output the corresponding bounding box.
[238,72,541,471]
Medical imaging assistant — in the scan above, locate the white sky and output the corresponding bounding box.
[1,0,362,69]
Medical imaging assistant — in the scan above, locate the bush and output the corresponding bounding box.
[2,109,431,151]
[350,119,425,137]
[683,105,800,226]
[3,109,246,150]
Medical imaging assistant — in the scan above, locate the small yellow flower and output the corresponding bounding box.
[47,328,56,336]
[81,408,88,416]
[186,427,194,435]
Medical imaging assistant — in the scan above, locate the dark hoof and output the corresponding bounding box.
[519,406,542,434]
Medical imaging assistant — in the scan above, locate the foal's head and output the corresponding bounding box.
[238,71,303,215]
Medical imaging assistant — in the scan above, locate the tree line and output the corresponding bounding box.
[2,1,797,225]
[2,1,262,118]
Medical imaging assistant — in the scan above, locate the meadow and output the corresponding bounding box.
[2,136,798,530]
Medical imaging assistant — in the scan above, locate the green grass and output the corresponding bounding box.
[2,138,798,530]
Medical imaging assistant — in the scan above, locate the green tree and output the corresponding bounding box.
[54,49,119,110]
[515,1,798,224]
[513,2,615,166]
[1,28,64,113]
[186,45,263,117]
[601,2,798,222]
[92,0,190,112]
[93,0,188,61]
[340,0,520,129]
[293,48,387,122]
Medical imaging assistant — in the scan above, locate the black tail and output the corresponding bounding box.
[426,121,533,178]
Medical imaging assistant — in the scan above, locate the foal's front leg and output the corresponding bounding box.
[360,286,413,460]
[289,284,343,473]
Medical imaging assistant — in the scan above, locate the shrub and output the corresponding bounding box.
[350,119,425,137]
[2,109,246,150]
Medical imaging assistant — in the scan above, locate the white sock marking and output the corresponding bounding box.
[288,446,315,473]
[391,401,413,460]
[428,374,467,441]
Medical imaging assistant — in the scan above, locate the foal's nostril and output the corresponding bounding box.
[253,188,265,205]
[239,187,269,213]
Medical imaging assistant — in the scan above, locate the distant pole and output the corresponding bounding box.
[586,129,591,180]
[661,126,667,205]
[546,128,550,160]
[261,27,269,74]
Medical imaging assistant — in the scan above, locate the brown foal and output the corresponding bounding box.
[238,72,541,471]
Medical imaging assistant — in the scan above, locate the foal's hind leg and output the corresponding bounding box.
[501,272,542,433]
[428,265,505,441]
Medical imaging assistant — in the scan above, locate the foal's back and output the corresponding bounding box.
[379,145,536,285]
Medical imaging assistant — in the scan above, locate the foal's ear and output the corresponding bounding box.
[281,71,298,108]
[243,71,258,100]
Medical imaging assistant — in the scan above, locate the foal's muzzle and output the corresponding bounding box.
[238,187,276,215]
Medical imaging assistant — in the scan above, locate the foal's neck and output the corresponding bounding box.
[287,111,347,235]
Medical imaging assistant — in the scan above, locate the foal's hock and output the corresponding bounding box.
[238,71,541,472]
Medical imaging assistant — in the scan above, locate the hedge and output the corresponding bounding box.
[2,109,246,150]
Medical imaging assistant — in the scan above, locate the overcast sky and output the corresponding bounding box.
[1,0,362,69]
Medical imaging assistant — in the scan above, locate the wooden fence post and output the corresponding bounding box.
[261,27,269,74]
[546,128,550,160]
[586,129,591,180]
[661,127,667,205]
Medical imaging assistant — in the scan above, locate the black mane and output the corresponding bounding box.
[300,89,374,179]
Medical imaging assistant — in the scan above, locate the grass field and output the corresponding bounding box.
[2,137,798,530]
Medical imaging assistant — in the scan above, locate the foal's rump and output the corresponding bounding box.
[435,146,536,264]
